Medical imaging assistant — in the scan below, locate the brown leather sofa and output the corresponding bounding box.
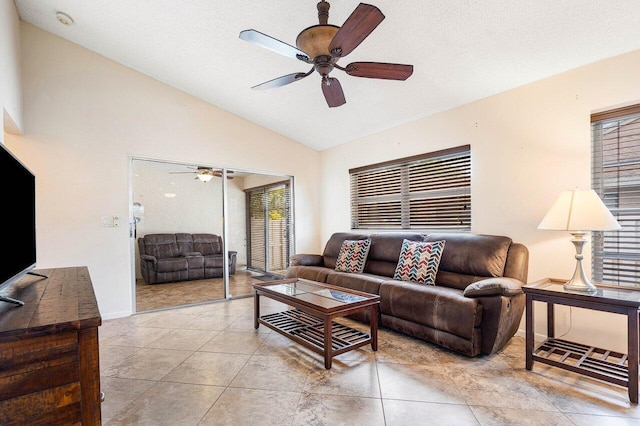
[138,233,237,284]
[285,232,528,357]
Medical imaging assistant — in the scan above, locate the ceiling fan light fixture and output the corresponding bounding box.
[296,25,340,59]
[196,173,213,182]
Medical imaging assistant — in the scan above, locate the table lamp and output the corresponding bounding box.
[538,189,621,293]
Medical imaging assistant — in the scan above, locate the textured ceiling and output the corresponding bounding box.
[14,0,640,151]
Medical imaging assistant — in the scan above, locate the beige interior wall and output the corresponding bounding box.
[6,23,321,318]
[0,0,23,139]
[320,48,640,352]
[5,5,640,352]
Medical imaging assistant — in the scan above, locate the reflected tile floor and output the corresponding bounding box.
[100,297,640,425]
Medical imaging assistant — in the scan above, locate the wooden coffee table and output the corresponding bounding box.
[253,278,380,369]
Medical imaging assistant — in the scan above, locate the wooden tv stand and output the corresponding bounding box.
[0,267,102,424]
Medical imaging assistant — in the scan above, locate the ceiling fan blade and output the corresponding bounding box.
[239,29,309,62]
[251,72,310,91]
[322,77,346,108]
[329,3,385,58]
[346,62,413,80]
[211,171,234,180]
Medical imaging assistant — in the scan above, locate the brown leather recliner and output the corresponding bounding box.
[138,233,237,284]
[286,232,528,357]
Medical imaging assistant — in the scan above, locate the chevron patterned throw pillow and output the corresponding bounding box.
[393,239,446,285]
[335,239,371,273]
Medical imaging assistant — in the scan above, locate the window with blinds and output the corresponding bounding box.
[350,145,471,230]
[591,104,640,288]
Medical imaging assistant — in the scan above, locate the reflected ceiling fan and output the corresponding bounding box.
[169,166,234,182]
[239,1,413,107]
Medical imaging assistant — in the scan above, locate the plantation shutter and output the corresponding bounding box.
[591,104,640,288]
[350,145,471,230]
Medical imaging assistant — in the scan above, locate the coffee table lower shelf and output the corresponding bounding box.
[259,309,371,361]
[533,338,628,387]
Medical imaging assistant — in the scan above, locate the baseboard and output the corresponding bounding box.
[515,328,547,343]
[101,310,132,320]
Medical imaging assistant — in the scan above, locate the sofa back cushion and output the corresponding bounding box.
[424,233,512,290]
[193,233,222,256]
[364,233,426,277]
[141,234,180,259]
[175,233,195,254]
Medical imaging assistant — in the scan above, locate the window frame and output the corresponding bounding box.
[349,145,471,231]
[591,104,640,289]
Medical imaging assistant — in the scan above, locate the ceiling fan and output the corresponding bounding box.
[239,1,413,108]
[169,166,234,182]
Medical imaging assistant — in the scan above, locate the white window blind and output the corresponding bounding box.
[591,105,640,288]
[350,145,471,230]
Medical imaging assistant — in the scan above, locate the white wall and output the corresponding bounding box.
[5,23,321,319]
[131,159,249,275]
[5,8,640,352]
[320,48,640,353]
[0,0,23,139]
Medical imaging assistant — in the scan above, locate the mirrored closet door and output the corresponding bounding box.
[130,158,294,312]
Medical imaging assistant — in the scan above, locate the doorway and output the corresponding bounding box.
[130,158,294,312]
[246,180,292,279]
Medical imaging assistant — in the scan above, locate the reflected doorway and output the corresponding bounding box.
[246,180,292,278]
[130,158,294,312]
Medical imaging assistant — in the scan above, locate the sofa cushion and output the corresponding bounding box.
[204,254,224,268]
[379,280,482,340]
[326,272,386,295]
[142,234,180,259]
[175,233,195,255]
[193,233,222,256]
[425,233,512,278]
[156,257,188,273]
[335,239,371,273]
[364,233,426,277]
[286,265,335,283]
[393,239,445,285]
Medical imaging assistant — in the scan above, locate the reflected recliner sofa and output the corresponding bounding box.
[285,232,528,357]
[138,233,237,284]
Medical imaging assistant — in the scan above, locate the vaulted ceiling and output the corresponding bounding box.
[14,0,640,150]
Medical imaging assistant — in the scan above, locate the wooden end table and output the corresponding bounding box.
[524,278,640,403]
[253,278,380,369]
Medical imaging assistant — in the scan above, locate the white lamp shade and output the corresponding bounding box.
[538,189,621,231]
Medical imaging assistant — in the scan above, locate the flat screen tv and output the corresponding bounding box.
[0,142,41,306]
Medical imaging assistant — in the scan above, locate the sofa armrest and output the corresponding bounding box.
[290,254,324,267]
[463,277,523,298]
[140,254,156,262]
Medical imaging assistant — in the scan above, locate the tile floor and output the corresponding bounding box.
[99,297,640,425]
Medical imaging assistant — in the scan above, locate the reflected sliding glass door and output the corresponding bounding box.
[246,181,292,277]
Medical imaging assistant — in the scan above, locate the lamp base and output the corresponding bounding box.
[563,278,598,294]
[563,232,598,294]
